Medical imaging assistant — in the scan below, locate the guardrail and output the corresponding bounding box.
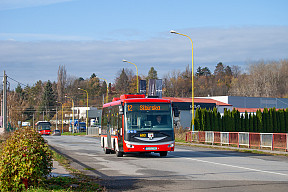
[185,131,288,152]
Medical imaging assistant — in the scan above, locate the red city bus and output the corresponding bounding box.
[101,94,179,157]
[36,121,52,135]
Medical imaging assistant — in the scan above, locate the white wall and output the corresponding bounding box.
[206,96,229,104]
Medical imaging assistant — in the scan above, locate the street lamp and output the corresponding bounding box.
[123,59,139,93]
[98,78,109,103]
[65,96,74,133]
[78,88,89,135]
[170,30,194,131]
[56,101,64,134]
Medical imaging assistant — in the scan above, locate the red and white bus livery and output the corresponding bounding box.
[36,121,52,135]
[101,94,179,157]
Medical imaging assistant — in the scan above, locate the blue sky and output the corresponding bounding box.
[0,0,287,89]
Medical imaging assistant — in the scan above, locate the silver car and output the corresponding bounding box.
[52,130,61,136]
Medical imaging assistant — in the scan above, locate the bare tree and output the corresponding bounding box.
[229,59,288,98]
[57,65,67,102]
[231,65,241,78]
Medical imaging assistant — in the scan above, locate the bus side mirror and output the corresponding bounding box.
[119,105,124,115]
[173,107,179,117]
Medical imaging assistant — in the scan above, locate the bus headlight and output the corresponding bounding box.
[168,143,174,148]
[126,144,134,148]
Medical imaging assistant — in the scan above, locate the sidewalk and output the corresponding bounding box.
[177,142,288,156]
[50,160,72,177]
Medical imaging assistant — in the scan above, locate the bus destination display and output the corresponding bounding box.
[127,104,169,111]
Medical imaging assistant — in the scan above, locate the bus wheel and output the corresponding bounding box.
[111,142,116,154]
[116,151,123,157]
[160,151,167,157]
[104,147,111,154]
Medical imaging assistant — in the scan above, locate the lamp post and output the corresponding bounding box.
[170,30,194,131]
[65,96,74,133]
[53,108,58,130]
[122,59,139,93]
[30,113,35,130]
[56,101,64,134]
[98,78,109,103]
[78,88,89,135]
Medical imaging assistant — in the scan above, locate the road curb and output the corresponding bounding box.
[50,160,72,177]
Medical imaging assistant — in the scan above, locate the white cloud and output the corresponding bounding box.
[0,0,75,10]
[0,33,93,41]
[0,26,287,89]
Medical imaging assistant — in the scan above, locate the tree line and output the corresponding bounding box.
[3,59,288,128]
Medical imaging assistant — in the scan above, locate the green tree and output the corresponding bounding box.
[267,109,273,133]
[256,109,263,133]
[217,112,223,131]
[41,80,56,120]
[253,113,258,132]
[15,83,24,97]
[213,107,219,131]
[116,68,129,94]
[201,108,207,131]
[194,108,200,131]
[218,112,222,132]
[262,108,268,133]
[195,66,203,77]
[214,62,224,76]
[244,111,249,132]
[279,109,285,133]
[223,109,228,132]
[271,108,278,133]
[147,67,158,80]
[240,114,245,132]
[205,110,211,131]
[100,80,107,96]
[231,108,238,132]
[249,113,253,132]
[90,73,97,79]
[285,108,288,133]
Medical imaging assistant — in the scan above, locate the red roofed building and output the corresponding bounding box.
[163,97,232,129]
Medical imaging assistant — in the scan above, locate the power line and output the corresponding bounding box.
[7,76,27,87]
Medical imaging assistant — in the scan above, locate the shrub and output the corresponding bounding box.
[0,127,52,191]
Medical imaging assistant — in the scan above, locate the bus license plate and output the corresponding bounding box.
[145,147,157,150]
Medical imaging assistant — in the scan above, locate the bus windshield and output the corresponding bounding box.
[37,122,51,130]
[125,103,173,130]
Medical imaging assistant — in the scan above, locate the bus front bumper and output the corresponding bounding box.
[123,141,175,153]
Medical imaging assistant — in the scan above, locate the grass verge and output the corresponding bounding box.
[61,132,87,136]
[26,149,103,192]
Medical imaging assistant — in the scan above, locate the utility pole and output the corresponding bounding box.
[2,71,7,131]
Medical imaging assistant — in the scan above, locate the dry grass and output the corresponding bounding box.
[175,127,189,142]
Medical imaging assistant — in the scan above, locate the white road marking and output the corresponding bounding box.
[171,155,288,177]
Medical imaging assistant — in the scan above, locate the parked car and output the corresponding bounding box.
[52,130,61,136]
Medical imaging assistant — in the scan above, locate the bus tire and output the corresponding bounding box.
[116,151,123,157]
[160,151,167,157]
[110,141,116,154]
[104,147,111,154]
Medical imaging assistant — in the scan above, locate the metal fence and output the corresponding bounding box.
[185,131,288,152]
[87,127,100,136]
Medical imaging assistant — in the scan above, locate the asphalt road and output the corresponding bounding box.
[45,135,288,192]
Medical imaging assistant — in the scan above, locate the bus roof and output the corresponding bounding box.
[103,94,171,108]
[35,121,51,125]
